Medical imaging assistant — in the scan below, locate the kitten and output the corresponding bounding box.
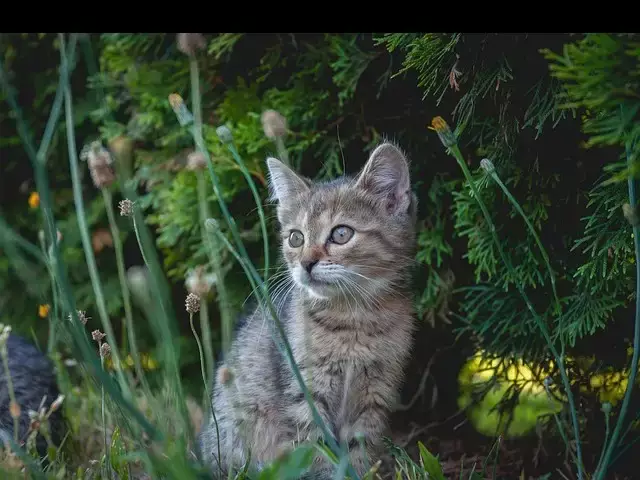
[198,142,417,478]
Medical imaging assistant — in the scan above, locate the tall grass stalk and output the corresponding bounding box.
[40,234,61,354]
[187,301,223,478]
[196,169,231,361]
[430,117,584,480]
[128,209,194,444]
[98,340,113,479]
[594,142,640,480]
[102,188,151,396]
[189,60,233,356]
[479,158,562,316]
[0,37,159,444]
[59,33,131,398]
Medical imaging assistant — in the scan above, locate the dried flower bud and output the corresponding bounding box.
[205,218,219,232]
[168,93,194,126]
[623,203,639,227]
[429,116,457,148]
[91,330,106,342]
[261,110,288,139]
[187,151,208,171]
[68,310,89,325]
[177,33,206,57]
[119,199,134,217]
[100,342,111,359]
[50,394,65,412]
[82,141,116,189]
[216,125,233,144]
[480,158,495,175]
[185,292,200,314]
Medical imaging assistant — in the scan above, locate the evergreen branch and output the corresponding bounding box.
[430,116,584,480]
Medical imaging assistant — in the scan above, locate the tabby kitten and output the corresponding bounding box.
[198,142,417,478]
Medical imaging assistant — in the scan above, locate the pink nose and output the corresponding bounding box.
[301,259,318,273]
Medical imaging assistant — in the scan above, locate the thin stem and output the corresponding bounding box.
[37,36,78,166]
[449,143,584,479]
[100,345,112,480]
[226,143,270,284]
[40,236,60,354]
[60,34,130,397]
[189,311,223,479]
[199,301,214,395]
[102,188,150,396]
[595,410,611,474]
[594,143,640,480]
[131,213,193,441]
[485,167,562,315]
[275,136,289,167]
[196,171,233,356]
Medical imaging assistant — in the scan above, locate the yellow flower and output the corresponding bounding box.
[429,116,457,147]
[28,192,40,209]
[38,304,50,318]
[429,116,449,133]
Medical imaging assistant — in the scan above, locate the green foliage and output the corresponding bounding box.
[3,31,640,479]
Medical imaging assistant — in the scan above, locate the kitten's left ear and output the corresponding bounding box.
[266,157,310,204]
[355,142,412,214]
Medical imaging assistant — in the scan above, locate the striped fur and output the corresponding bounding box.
[198,142,417,478]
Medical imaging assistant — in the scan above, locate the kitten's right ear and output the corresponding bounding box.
[266,157,310,204]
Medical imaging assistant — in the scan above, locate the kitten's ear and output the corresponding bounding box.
[355,142,412,214]
[266,157,310,204]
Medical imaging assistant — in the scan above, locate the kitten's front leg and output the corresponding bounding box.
[338,371,397,476]
[288,391,336,445]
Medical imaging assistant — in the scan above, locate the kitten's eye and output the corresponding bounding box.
[288,230,305,248]
[330,225,354,245]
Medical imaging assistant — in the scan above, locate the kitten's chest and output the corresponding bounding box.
[297,309,394,361]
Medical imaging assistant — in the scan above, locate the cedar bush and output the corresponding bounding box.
[0,32,639,479]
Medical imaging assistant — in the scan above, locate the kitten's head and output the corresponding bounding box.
[267,142,417,301]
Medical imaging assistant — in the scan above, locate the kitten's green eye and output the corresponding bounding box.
[288,230,305,248]
[330,225,354,245]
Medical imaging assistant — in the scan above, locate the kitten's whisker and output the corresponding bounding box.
[343,276,380,310]
[242,270,290,308]
[259,276,294,338]
[346,270,410,301]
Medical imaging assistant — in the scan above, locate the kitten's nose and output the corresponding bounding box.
[301,259,318,274]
